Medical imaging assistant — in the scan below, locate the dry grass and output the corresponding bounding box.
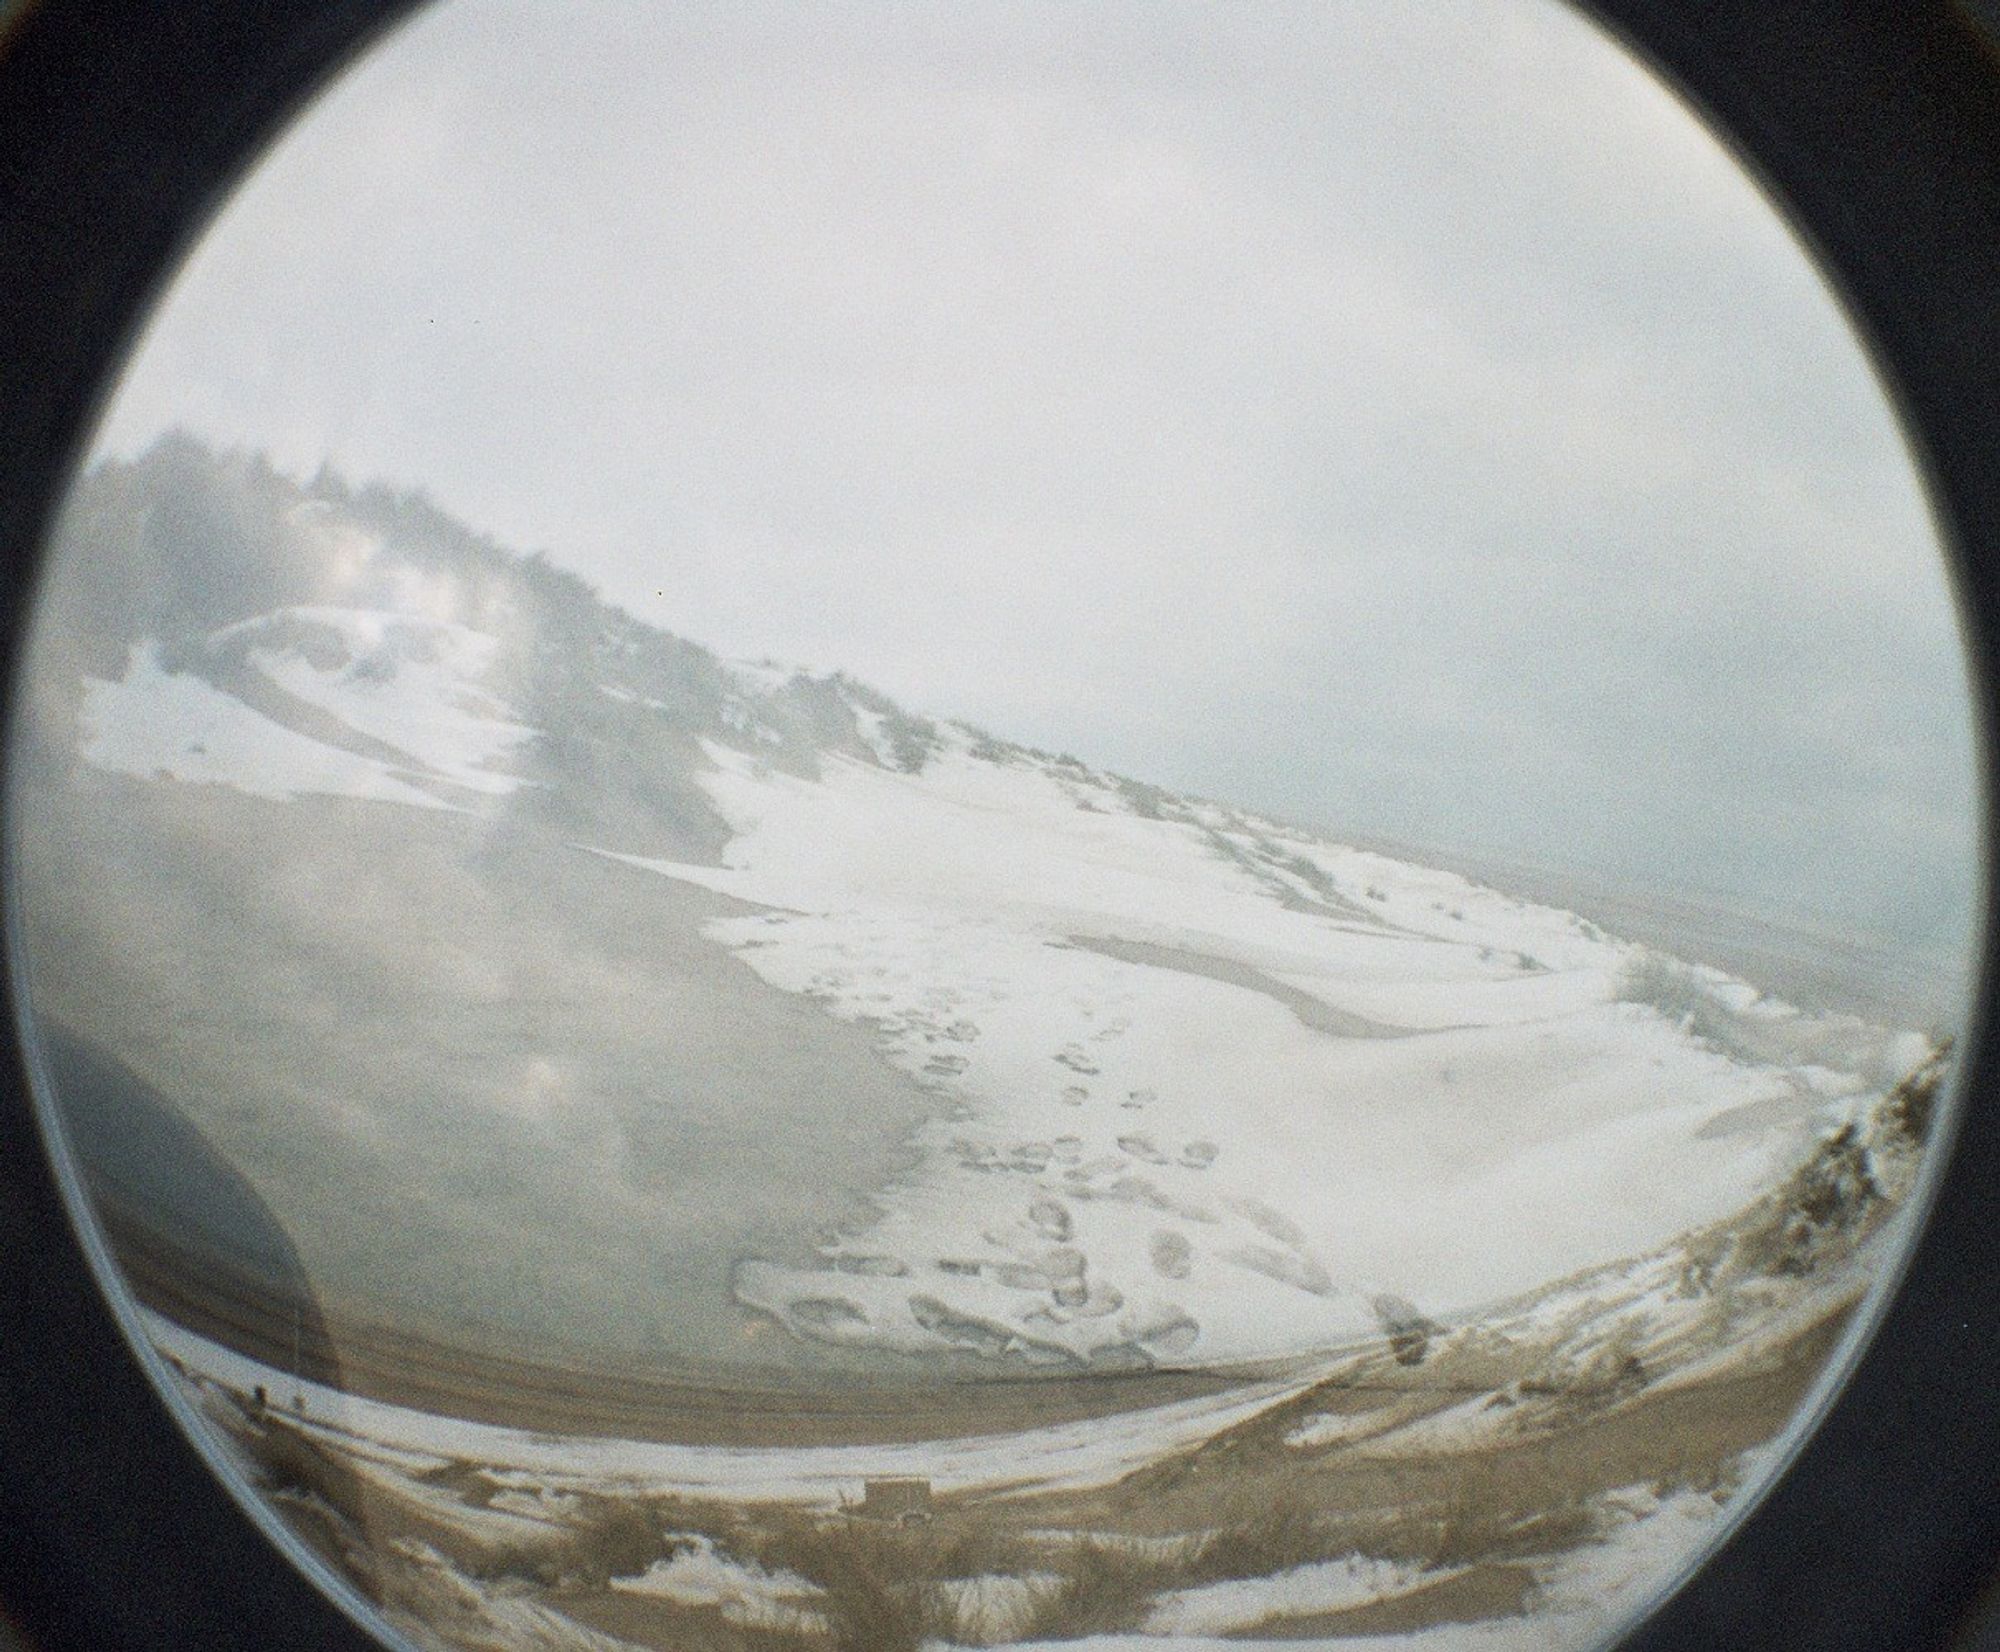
[1880,1038,1951,1145]
[213,1350,1804,1652]
[743,1513,970,1652]
[191,1219,1866,1652]
[232,1413,383,1581]
[1014,1540,1171,1640]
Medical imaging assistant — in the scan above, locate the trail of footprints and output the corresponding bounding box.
[741,941,1338,1361]
[913,992,1325,1356]
[945,1133,1221,1176]
[874,1120,1262,1362]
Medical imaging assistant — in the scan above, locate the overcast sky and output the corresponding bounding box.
[89,0,1981,966]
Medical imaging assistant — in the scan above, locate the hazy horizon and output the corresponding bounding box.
[83,425,1985,1004]
[84,0,1983,964]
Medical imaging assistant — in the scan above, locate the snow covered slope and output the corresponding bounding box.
[586,723,1919,1367]
[81,606,538,807]
[56,454,1937,1374]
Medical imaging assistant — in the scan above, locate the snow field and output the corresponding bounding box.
[596,725,1881,1367]
[81,642,459,809]
[79,596,1923,1375]
[610,1535,827,1633]
[238,606,537,793]
[82,607,538,807]
[1143,1555,1459,1637]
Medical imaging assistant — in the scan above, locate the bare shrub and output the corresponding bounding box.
[565,1494,679,1583]
[1016,1539,1165,1640]
[929,1519,1033,1583]
[1521,1321,1651,1407]
[1373,1294,1445,1366]
[748,1513,958,1652]
[241,1417,375,1536]
[1879,1037,1952,1146]
[1735,1123,1882,1278]
[1616,954,1759,1061]
[1423,1323,1534,1390]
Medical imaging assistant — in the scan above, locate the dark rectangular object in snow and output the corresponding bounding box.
[857,1477,932,1519]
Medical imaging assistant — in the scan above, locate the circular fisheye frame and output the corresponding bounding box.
[1,4,1996,1652]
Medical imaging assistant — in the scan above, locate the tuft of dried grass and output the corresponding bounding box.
[1015,1539,1165,1640]
[744,1511,963,1652]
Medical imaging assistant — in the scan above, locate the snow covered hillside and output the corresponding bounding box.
[37,439,1943,1375]
[82,608,537,808]
[596,726,1923,1367]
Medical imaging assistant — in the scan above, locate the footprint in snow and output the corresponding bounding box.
[1117,1134,1169,1164]
[1224,1196,1310,1251]
[944,1019,980,1042]
[1029,1196,1074,1241]
[908,1296,1054,1361]
[1044,1247,1087,1282]
[1059,1085,1090,1106]
[1091,1017,1131,1043]
[832,1254,909,1278]
[1051,1279,1123,1317]
[1055,1046,1101,1075]
[1180,1140,1219,1169]
[1224,1244,1333,1296]
[924,1053,969,1076]
[1122,1088,1157,1110]
[950,1138,993,1166]
[789,1297,870,1333]
[1150,1230,1194,1279]
[1138,1311,1200,1358]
